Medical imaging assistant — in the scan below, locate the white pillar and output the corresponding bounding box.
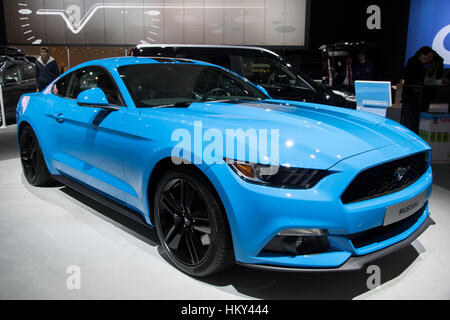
[0,85,6,128]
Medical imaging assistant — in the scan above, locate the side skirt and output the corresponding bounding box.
[51,174,152,228]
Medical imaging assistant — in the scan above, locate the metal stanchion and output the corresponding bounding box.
[67,47,71,69]
[0,84,6,129]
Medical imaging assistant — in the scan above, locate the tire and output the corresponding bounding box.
[154,166,234,277]
[19,125,53,187]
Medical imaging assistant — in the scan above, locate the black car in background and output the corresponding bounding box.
[129,44,356,109]
[0,52,36,126]
[0,46,26,57]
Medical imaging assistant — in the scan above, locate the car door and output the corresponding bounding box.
[1,62,25,123]
[20,62,37,92]
[49,66,129,202]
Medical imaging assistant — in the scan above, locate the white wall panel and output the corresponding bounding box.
[3,0,306,46]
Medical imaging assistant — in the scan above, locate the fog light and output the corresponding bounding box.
[264,234,329,256]
[280,236,304,255]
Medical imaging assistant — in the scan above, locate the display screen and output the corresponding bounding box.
[3,0,307,47]
[405,0,450,68]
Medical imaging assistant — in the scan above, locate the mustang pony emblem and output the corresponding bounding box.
[394,166,410,181]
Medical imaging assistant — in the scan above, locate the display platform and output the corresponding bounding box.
[0,125,449,299]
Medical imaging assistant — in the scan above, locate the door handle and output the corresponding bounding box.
[55,112,64,123]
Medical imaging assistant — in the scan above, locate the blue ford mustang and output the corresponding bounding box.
[16,57,434,276]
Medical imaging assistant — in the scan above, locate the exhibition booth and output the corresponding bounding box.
[0,0,449,302]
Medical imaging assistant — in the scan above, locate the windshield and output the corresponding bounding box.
[118,63,268,108]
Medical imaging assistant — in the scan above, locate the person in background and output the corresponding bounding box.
[354,51,374,81]
[403,46,448,112]
[35,47,60,92]
[335,55,355,86]
[401,46,449,133]
[404,46,447,86]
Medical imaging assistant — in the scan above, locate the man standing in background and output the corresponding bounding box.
[335,55,355,86]
[354,51,374,81]
[401,46,449,133]
[35,47,59,92]
[403,46,448,110]
[404,46,448,86]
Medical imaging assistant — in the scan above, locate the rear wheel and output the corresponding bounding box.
[19,126,53,186]
[154,167,234,277]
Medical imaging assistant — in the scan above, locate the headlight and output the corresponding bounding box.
[226,159,333,189]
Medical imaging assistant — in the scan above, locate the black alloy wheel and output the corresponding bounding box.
[154,167,234,277]
[19,126,52,186]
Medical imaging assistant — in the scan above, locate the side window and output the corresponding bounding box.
[193,67,252,98]
[2,64,23,82]
[66,67,121,105]
[295,74,315,90]
[242,57,312,89]
[52,73,71,97]
[22,63,35,80]
[176,54,232,70]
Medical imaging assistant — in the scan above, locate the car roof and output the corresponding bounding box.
[76,56,218,70]
[0,45,25,57]
[133,43,280,58]
[0,55,31,64]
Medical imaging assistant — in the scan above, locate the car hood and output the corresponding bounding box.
[140,99,422,169]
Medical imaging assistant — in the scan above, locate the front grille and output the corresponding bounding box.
[341,152,428,204]
[350,202,426,249]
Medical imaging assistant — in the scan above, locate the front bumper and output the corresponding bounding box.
[237,216,435,272]
[205,142,433,270]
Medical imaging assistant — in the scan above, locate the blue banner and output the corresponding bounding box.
[405,0,450,68]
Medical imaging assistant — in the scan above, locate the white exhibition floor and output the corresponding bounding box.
[0,125,449,300]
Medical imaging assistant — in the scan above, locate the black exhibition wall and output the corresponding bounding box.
[0,0,6,45]
[308,0,411,83]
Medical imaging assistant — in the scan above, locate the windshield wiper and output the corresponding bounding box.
[206,97,264,103]
[152,101,193,108]
[152,97,263,108]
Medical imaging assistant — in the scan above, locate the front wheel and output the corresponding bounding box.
[19,126,53,186]
[154,167,234,277]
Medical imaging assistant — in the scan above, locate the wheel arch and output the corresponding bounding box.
[146,158,232,240]
[17,119,56,175]
[17,120,32,141]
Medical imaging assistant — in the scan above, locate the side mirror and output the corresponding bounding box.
[256,85,271,98]
[76,88,118,111]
